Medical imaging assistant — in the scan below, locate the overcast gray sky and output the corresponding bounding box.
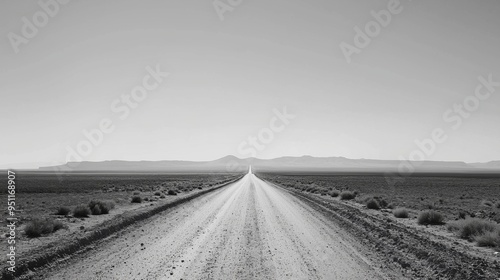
[1,0,499,168]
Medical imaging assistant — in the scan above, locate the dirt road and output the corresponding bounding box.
[43,171,388,279]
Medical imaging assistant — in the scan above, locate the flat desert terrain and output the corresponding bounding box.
[9,170,500,280]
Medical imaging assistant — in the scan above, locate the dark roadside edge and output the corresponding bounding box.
[2,174,245,280]
[260,178,500,280]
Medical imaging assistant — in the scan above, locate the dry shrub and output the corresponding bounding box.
[366,199,380,210]
[475,230,500,247]
[56,206,71,216]
[73,205,91,218]
[393,208,409,218]
[417,210,444,225]
[330,190,340,197]
[167,190,177,196]
[340,191,356,200]
[89,200,115,215]
[447,218,499,241]
[358,195,388,210]
[25,218,65,238]
[458,211,467,220]
[131,196,142,203]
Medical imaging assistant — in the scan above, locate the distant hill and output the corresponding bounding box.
[38,155,500,174]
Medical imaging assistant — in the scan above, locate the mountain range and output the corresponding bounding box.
[38,156,500,174]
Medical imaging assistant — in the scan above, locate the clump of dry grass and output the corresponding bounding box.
[340,191,356,200]
[167,190,177,196]
[88,200,115,215]
[73,205,91,218]
[56,206,71,216]
[393,208,409,218]
[25,218,65,238]
[366,198,380,210]
[357,195,388,210]
[417,210,444,225]
[474,230,500,248]
[447,218,499,241]
[131,196,142,203]
[330,190,340,197]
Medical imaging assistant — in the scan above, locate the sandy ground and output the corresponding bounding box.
[40,172,388,280]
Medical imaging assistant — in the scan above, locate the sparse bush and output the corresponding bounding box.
[131,196,142,203]
[475,230,500,247]
[52,220,65,231]
[495,201,500,209]
[88,200,115,215]
[25,218,65,238]
[133,191,140,195]
[154,192,161,196]
[330,190,340,197]
[377,199,388,208]
[144,197,149,201]
[340,191,356,200]
[160,195,166,199]
[393,208,409,218]
[417,210,444,225]
[56,206,71,216]
[167,190,177,196]
[73,205,91,218]
[91,205,102,215]
[458,211,467,220]
[447,218,499,241]
[366,199,380,210]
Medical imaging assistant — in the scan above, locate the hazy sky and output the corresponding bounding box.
[1,0,499,168]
